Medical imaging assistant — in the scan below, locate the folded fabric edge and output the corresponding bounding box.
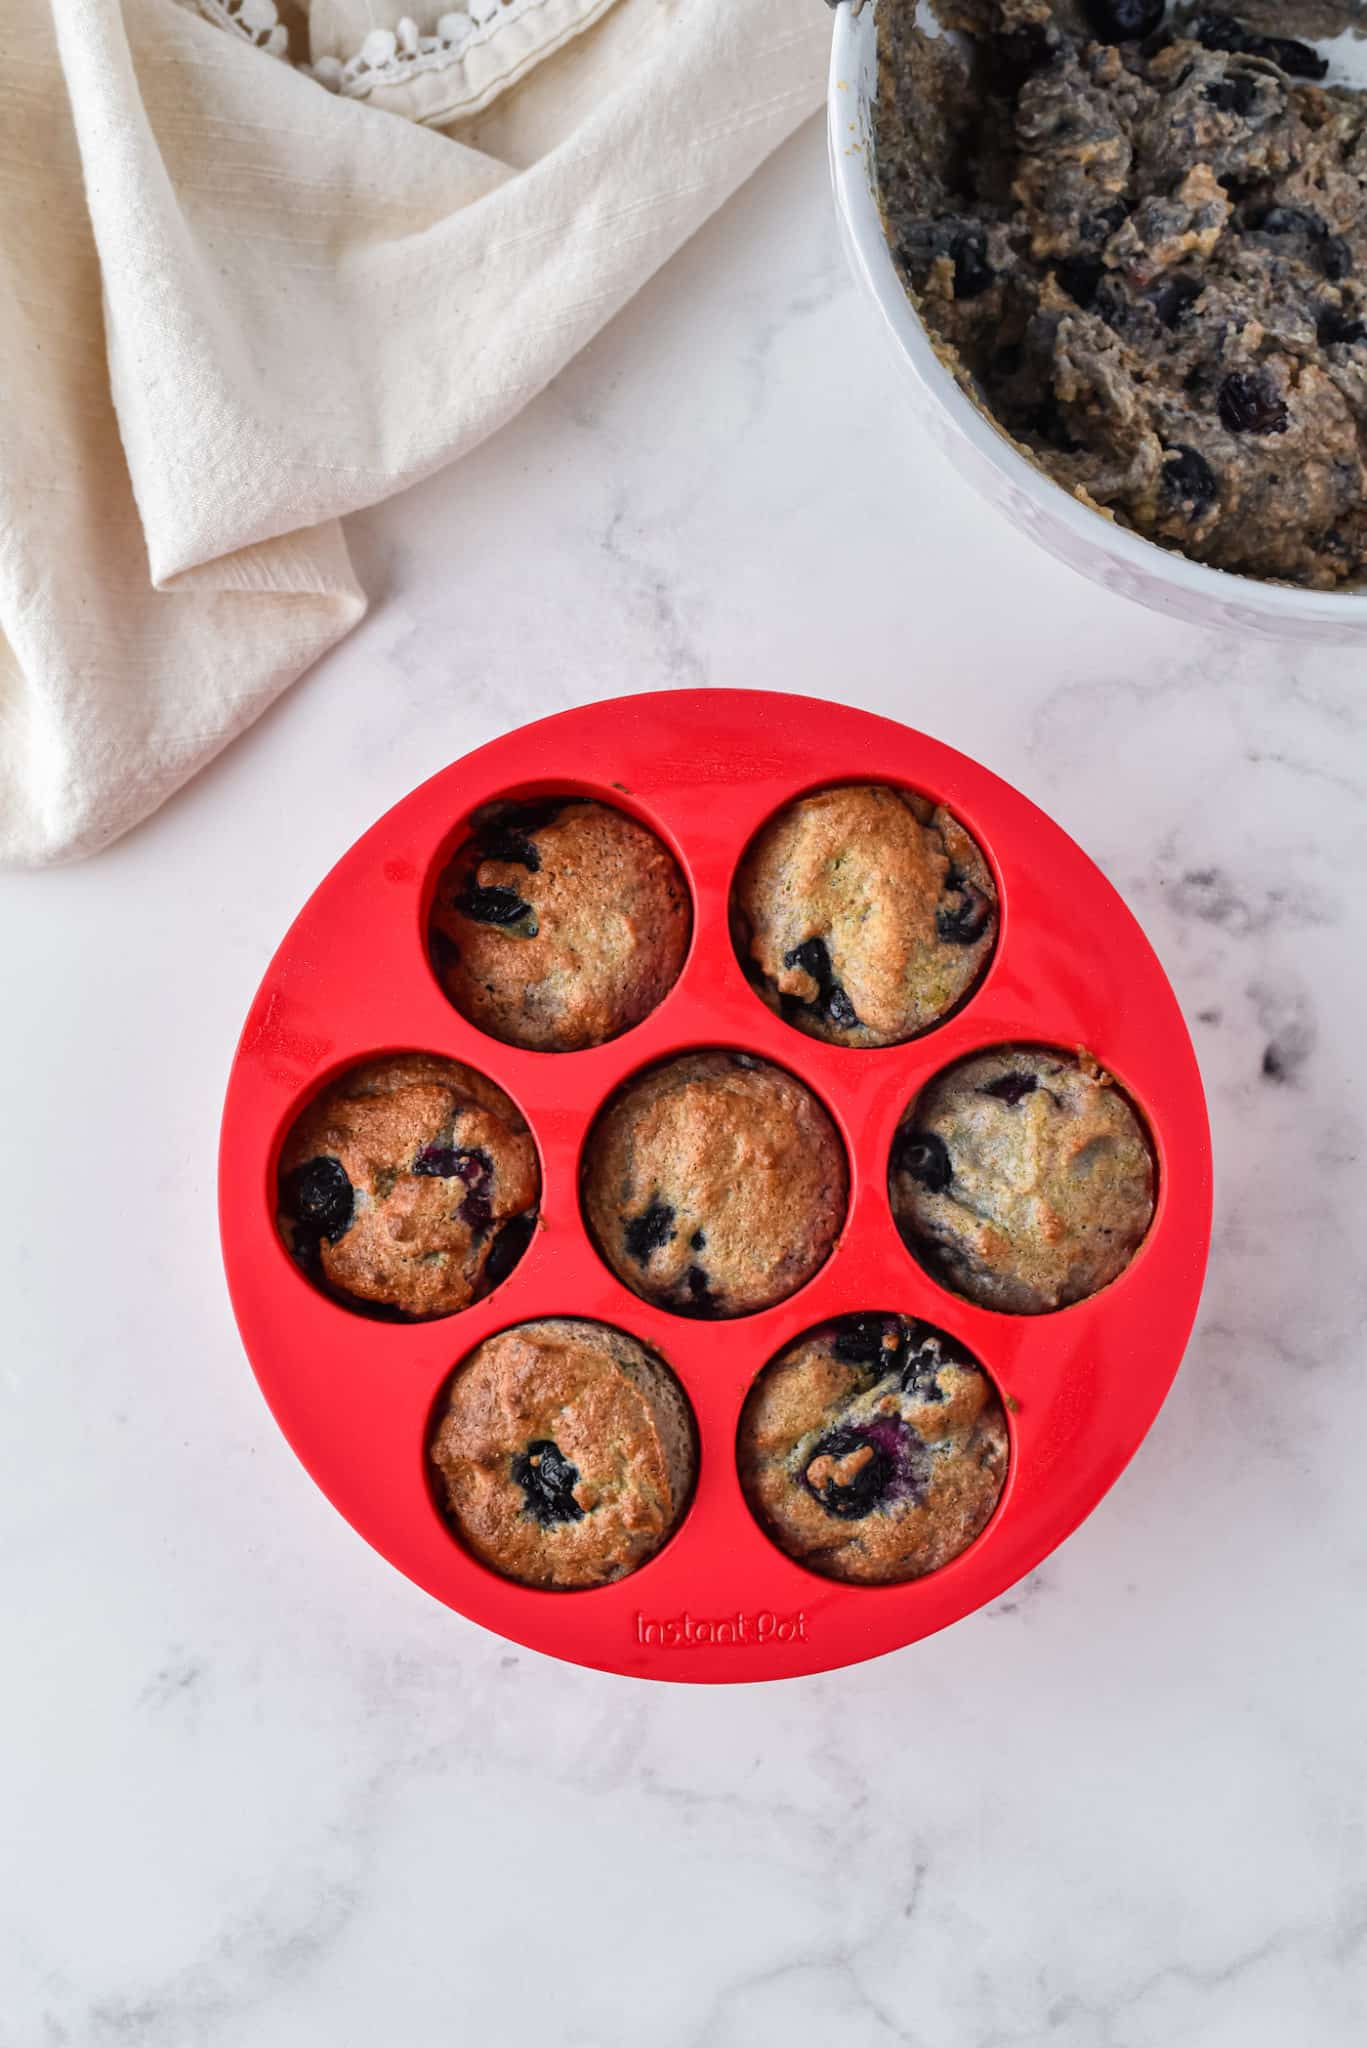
[79,0,830,580]
[0,574,366,869]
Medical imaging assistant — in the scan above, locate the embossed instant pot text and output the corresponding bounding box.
[635,1609,808,1649]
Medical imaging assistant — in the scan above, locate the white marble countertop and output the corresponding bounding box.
[4,112,1366,2047]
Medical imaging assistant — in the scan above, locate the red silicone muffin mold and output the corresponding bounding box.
[219,689,1212,1682]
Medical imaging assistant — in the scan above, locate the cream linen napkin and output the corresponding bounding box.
[0,1,828,865]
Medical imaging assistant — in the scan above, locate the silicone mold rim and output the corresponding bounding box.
[219,688,1213,1683]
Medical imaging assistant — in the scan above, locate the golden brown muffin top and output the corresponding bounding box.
[429,1319,696,1589]
[430,797,690,1051]
[582,1051,847,1317]
[891,1047,1155,1313]
[278,1054,538,1319]
[738,1315,1008,1584]
[734,783,997,1047]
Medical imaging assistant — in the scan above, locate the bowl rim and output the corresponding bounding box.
[828,0,1367,626]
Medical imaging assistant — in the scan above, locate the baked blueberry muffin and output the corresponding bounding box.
[738,1314,1008,1584]
[890,1046,1155,1314]
[429,797,690,1051]
[429,1319,697,1589]
[277,1054,539,1319]
[733,783,997,1047]
[582,1051,847,1318]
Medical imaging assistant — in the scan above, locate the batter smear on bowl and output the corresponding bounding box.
[875,1,1367,586]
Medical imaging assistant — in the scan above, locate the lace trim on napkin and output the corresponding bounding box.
[315,2,571,99]
[194,0,291,58]
[194,0,616,117]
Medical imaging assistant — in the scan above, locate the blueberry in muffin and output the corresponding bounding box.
[277,1054,539,1319]
[429,1319,697,1588]
[430,797,690,1051]
[890,1046,1156,1314]
[581,1051,848,1318]
[732,784,997,1047]
[738,1313,1009,1584]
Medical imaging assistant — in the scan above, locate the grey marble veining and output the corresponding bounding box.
[2,114,1366,2048]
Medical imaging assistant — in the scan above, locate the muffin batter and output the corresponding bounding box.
[430,796,690,1051]
[429,1319,697,1588]
[876,1,1367,586]
[277,1054,539,1319]
[582,1051,848,1317]
[733,783,998,1047]
[738,1313,1009,1584]
[890,1046,1155,1313]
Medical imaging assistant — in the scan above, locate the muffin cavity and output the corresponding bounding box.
[733,784,997,1047]
[582,1051,848,1318]
[430,795,690,1051]
[277,1053,539,1320]
[429,1319,697,1589]
[738,1314,1009,1584]
[890,1045,1156,1313]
